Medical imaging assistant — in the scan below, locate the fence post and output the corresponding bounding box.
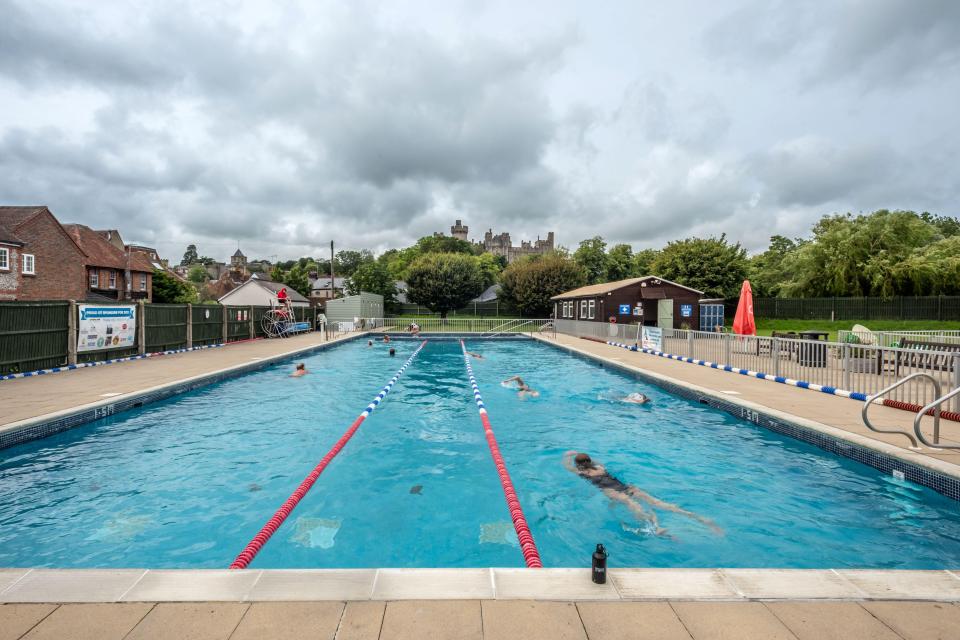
[222,306,229,344]
[724,332,731,364]
[953,354,960,413]
[842,343,850,391]
[67,300,77,366]
[137,300,146,355]
[687,331,693,358]
[186,303,193,350]
[772,337,779,377]
[248,306,255,339]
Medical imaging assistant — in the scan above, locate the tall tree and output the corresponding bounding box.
[335,249,375,276]
[499,254,587,317]
[606,243,635,281]
[748,235,799,297]
[180,244,198,266]
[283,264,311,297]
[346,261,398,305]
[476,252,503,288]
[152,269,197,303]
[573,236,608,284]
[187,265,209,284]
[632,248,660,276]
[892,235,960,295]
[651,234,748,298]
[405,253,484,318]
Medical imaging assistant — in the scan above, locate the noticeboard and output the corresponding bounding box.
[78,304,136,352]
[641,326,663,351]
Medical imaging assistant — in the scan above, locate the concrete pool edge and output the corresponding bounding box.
[531,334,960,498]
[0,332,365,450]
[1,568,959,602]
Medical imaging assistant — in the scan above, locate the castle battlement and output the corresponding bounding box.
[439,221,554,263]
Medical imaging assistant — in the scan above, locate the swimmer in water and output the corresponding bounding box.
[291,363,308,377]
[383,335,391,343]
[502,375,539,398]
[622,392,650,404]
[563,451,722,537]
[389,348,396,357]
[367,340,374,347]
[466,351,484,360]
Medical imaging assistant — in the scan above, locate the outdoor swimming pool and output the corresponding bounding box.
[2,337,960,569]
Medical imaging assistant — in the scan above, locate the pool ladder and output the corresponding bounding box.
[862,373,960,449]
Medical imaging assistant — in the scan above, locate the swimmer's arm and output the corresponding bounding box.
[562,451,577,472]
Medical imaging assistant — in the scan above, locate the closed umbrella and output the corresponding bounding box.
[732,280,756,336]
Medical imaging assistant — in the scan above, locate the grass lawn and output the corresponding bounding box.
[731,319,960,342]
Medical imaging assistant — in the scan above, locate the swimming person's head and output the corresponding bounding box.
[368,340,373,346]
[389,348,396,356]
[296,363,305,371]
[574,453,593,470]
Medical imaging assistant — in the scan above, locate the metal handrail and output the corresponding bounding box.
[482,319,524,338]
[914,386,960,449]
[862,372,942,448]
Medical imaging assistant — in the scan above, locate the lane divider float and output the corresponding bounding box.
[230,339,429,569]
[459,340,542,568]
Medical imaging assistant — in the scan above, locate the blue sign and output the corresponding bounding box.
[680,304,693,318]
[618,304,631,314]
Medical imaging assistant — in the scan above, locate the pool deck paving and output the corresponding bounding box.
[3,330,960,636]
[2,599,960,639]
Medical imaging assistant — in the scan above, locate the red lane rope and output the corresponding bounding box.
[882,398,960,423]
[229,340,428,569]
[460,340,542,568]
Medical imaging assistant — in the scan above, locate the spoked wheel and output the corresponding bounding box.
[261,309,291,338]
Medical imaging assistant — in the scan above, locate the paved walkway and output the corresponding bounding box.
[536,333,960,470]
[2,599,958,639]
[0,332,342,430]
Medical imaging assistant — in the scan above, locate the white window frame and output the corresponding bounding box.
[580,300,587,319]
[22,253,35,275]
[140,273,147,291]
[109,271,117,289]
[0,247,8,270]
[587,299,596,319]
[90,270,99,288]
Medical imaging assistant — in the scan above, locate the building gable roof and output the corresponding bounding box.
[217,278,310,304]
[550,276,704,300]
[0,206,86,256]
[62,223,129,270]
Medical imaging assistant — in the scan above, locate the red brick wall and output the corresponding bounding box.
[14,211,87,301]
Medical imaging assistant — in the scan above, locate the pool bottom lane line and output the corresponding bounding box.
[460,339,543,568]
[229,339,429,569]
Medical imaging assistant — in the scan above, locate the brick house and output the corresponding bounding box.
[63,224,154,301]
[0,206,88,301]
[0,206,155,301]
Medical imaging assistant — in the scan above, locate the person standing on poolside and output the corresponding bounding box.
[563,451,722,537]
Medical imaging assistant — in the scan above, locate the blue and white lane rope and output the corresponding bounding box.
[606,340,869,402]
[0,343,228,381]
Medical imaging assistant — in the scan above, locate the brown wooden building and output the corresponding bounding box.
[551,276,704,329]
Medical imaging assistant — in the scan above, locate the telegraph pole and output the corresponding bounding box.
[330,240,335,299]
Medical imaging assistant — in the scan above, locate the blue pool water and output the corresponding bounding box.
[2,337,960,569]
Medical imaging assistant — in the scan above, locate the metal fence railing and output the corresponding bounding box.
[552,319,960,412]
[838,329,960,348]
[370,317,553,335]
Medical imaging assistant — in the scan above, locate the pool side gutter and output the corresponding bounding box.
[531,334,960,500]
[0,332,365,451]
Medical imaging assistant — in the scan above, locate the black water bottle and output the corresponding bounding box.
[591,544,608,584]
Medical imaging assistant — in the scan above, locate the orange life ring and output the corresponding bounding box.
[608,316,617,324]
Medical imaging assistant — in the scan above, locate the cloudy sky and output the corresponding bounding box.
[1,0,958,262]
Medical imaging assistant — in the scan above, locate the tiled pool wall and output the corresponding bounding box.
[536,336,960,503]
[0,334,365,451]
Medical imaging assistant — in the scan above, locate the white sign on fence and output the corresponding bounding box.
[78,304,137,352]
[641,326,662,351]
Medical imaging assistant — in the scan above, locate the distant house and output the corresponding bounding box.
[0,206,91,301]
[217,277,310,307]
[309,276,346,301]
[63,224,154,301]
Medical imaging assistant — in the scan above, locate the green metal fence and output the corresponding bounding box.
[0,301,69,375]
[732,296,960,321]
[145,304,189,352]
[226,306,252,342]
[192,305,223,346]
[393,301,518,317]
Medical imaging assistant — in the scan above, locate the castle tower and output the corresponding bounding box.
[450,219,469,241]
[231,248,247,271]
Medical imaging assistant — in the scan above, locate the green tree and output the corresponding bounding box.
[415,235,480,255]
[606,243,634,281]
[651,234,748,298]
[335,249,375,276]
[632,248,660,276]
[187,265,209,284]
[346,261,398,305]
[920,212,960,238]
[180,244,199,266]
[893,236,960,295]
[573,236,608,284]
[780,210,937,297]
[405,253,484,318]
[748,235,799,297]
[283,265,311,298]
[476,252,503,288]
[499,254,587,317]
[270,265,285,282]
[152,269,197,303]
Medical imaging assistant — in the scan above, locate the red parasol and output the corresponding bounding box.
[732,280,756,335]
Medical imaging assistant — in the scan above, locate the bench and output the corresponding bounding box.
[895,339,960,376]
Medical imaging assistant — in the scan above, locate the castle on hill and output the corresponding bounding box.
[441,219,555,263]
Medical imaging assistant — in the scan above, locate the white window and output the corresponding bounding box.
[109,271,117,289]
[565,301,573,318]
[587,300,596,319]
[580,300,587,319]
[0,247,8,270]
[22,254,35,275]
[90,270,99,288]
[140,274,147,291]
